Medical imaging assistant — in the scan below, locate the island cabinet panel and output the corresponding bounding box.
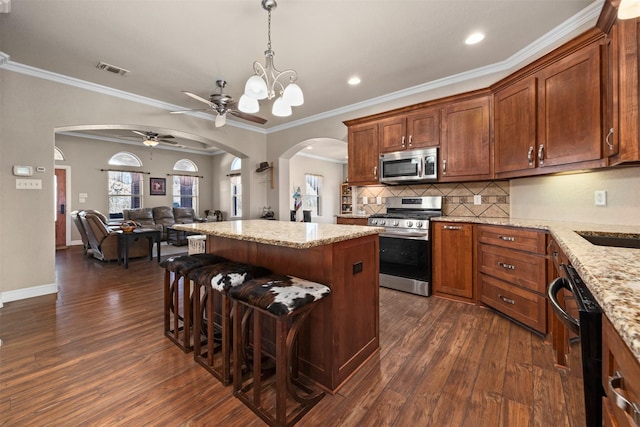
[477,225,548,334]
[432,222,475,302]
[347,122,379,185]
[205,234,380,393]
[440,95,492,181]
[602,315,640,427]
[494,77,538,176]
[336,217,368,226]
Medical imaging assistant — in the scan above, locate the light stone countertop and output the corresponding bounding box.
[434,216,640,362]
[172,219,384,249]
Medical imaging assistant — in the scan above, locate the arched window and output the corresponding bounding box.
[230,157,241,218]
[172,159,199,212]
[107,152,143,214]
[54,146,65,161]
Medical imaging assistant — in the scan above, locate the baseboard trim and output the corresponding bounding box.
[1,283,58,304]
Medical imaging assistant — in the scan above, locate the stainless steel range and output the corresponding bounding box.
[367,196,442,296]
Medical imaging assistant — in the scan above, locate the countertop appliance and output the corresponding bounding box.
[379,147,437,184]
[548,263,603,427]
[367,196,442,296]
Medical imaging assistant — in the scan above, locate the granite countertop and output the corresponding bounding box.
[172,219,384,249]
[434,216,640,363]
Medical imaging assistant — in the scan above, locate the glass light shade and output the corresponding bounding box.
[272,96,292,117]
[238,94,260,113]
[215,113,227,128]
[619,0,640,19]
[282,83,304,106]
[143,139,159,147]
[244,75,268,100]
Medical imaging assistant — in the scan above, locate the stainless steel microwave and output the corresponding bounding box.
[379,148,438,184]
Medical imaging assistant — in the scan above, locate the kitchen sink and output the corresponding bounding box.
[576,231,640,249]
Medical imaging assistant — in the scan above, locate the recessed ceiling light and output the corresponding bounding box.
[465,32,485,45]
[348,76,361,86]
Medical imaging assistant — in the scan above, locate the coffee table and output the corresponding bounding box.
[117,228,161,269]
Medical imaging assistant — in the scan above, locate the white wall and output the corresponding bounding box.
[510,166,640,225]
[289,155,344,223]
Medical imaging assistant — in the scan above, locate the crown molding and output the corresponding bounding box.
[0,0,603,135]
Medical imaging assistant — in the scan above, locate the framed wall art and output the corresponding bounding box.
[150,177,166,196]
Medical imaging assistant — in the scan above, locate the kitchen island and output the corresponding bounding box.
[173,220,384,393]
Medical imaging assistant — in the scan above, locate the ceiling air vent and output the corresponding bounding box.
[96,61,130,76]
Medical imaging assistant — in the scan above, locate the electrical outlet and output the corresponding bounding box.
[362,196,368,205]
[376,196,382,205]
[595,190,607,206]
[473,195,482,205]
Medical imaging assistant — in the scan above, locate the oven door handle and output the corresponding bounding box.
[380,231,428,240]
[547,276,580,335]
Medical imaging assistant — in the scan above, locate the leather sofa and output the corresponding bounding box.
[79,211,149,261]
[122,206,201,241]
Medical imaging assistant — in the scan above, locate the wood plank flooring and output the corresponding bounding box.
[0,246,585,426]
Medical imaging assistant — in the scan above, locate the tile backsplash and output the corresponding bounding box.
[356,181,510,218]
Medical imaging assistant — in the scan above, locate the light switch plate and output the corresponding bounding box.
[362,196,368,204]
[474,195,482,205]
[16,178,42,190]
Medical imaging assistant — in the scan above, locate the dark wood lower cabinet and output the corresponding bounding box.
[432,222,474,302]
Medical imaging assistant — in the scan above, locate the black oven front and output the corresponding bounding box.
[379,231,431,296]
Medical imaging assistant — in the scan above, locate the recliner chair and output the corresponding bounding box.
[79,211,149,262]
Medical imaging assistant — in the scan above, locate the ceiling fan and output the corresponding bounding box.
[131,130,177,147]
[171,80,267,127]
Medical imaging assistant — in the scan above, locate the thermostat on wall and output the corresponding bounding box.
[12,165,33,176]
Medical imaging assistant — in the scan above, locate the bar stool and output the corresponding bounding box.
[189,262,272,385]
[230,274,331,427]
[159,253,227,352]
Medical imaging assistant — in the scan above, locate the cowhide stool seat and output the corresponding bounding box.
[189,262,272,385]
[159,253,227,353]
[229,274,331,427]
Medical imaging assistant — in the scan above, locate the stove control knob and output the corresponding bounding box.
[406,221,413,228]
[370,219,378,225]
[380,220,386,226]
[392,220,399,227]
[416,221,423,228]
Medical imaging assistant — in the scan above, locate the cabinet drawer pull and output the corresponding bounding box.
[527,146,534,166]
[443,225,462,230]
[609,371,640,424]
[401,136,406,147]
[498,294,516,305]
[498,262,516,270]
[408,135,413,147]
[499,235,516,242]
[373,166,378,179]
[442,159,447,174]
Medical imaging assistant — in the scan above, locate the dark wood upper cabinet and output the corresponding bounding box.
[537,40,603,168]
[494,77,538,175]
[346,122,379,185]
[378,107,440,154]
[440,94,492,181]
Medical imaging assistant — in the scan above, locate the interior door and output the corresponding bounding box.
[55,168,67,248]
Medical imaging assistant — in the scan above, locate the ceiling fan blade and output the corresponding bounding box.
[183,91,212,106]
[159,139,178,145]
[158,134,174,139]
[229,110,268,125]
[132,130,147,137]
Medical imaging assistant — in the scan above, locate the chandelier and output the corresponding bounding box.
[238,0,303,117]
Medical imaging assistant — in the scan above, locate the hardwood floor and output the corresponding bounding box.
[0,246,585,426]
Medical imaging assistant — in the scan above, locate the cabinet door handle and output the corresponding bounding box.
[498,294,516,305]
[401,136,406,148]
[373,166,378,179]
[606,127,614,150]
[609,371,640,424]
[527,146,534,166]
[499,235,515,242]
[498,262,516,270]
[442,159,447,174]
[443,225,462,230]
[408,135,413,147]
[538,144,544,165]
